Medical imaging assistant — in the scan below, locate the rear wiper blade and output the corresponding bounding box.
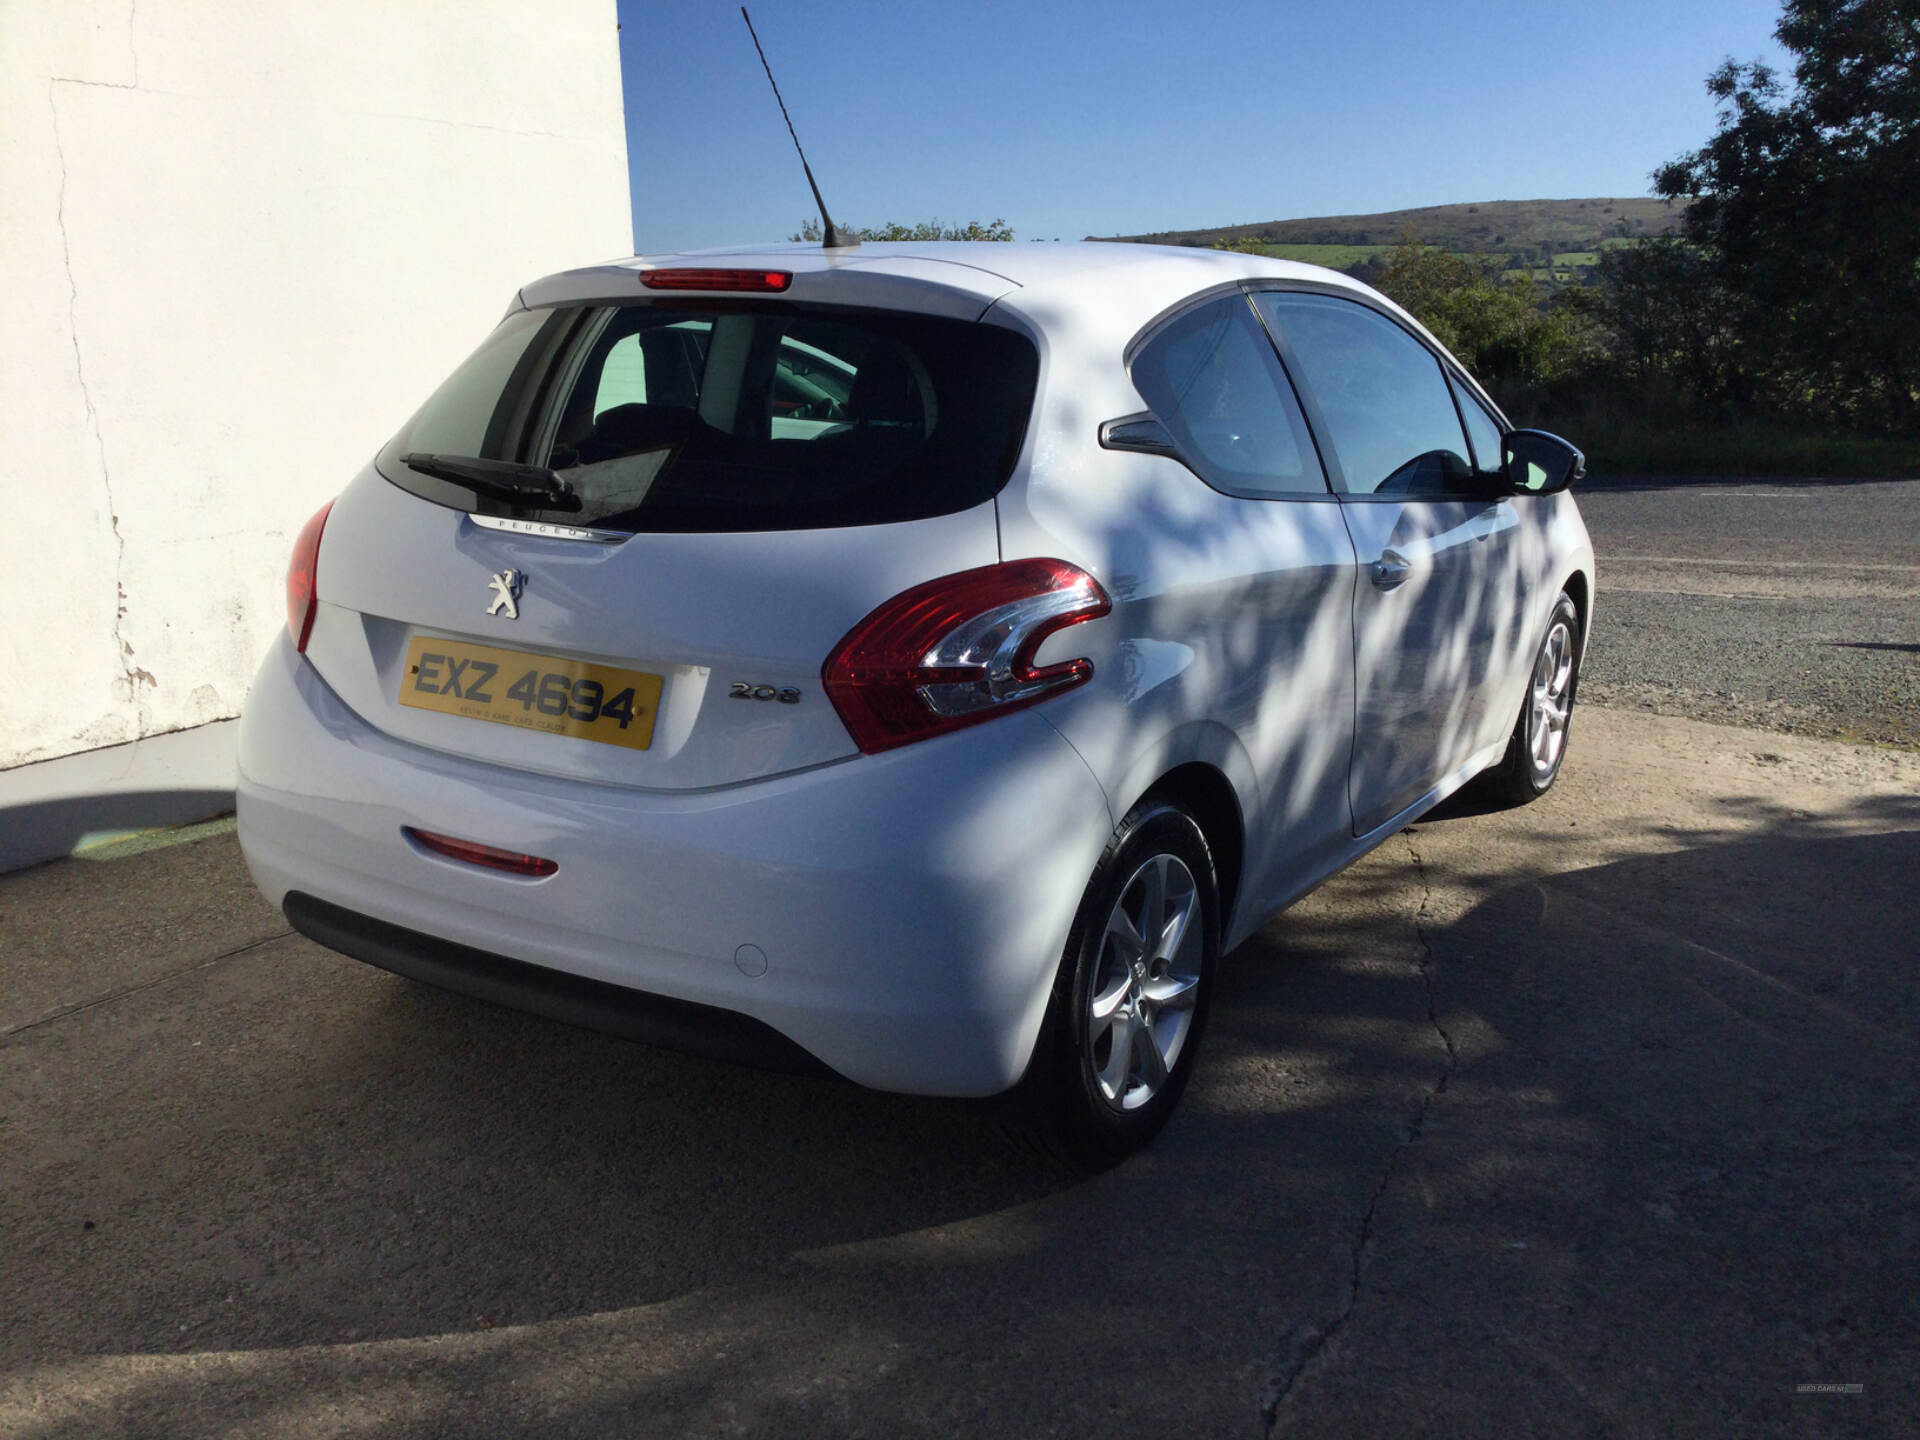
[401,453,582,513]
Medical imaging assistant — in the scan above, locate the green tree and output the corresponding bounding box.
[1373,235,1598,389]
[1654,0,1920,426]
[1209,236,1276,255]
[789,217,1014,242]
[1590,238,1747,407]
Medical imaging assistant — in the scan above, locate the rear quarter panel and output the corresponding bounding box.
[986,281,1362,942]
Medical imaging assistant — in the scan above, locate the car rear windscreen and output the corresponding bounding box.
[375,302,1040,533]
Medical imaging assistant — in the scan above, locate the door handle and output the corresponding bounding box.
[1371,550,1411,591]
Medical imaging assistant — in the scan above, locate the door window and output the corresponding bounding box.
[1129,294,1327,498]
[1254,293,1472,497]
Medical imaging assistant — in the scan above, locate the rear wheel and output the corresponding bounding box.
[1016,800,1219,1168]
[1478,591,1581,806]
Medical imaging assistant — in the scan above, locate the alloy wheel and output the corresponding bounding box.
[1086,852,1204,1111]
[1528,618,1576,780]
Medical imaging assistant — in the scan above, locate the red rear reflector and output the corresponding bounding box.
[286,499,335,654]
[404,828,559,879]
[640,268,792,293]
[823,559,1110,754]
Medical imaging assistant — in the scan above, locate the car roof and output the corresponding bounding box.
[516,240,1383,327]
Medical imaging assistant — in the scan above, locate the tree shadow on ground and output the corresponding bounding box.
[4,798,1917,1438]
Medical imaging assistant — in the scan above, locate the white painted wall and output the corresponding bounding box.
[0,0,631,770]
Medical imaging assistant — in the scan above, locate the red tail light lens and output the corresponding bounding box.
[640,268,793,293]
[823,559,1111,754]
[285,499,334,653]
[403,828,559,879]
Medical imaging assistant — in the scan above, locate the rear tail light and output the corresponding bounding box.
[640,268,793,293]
[285,499,335,653]
[403,828,559,879]
[823,559,1111,754]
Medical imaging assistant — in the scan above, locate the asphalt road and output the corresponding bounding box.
[4,709,1918,1438]
[1577,476,1920,747]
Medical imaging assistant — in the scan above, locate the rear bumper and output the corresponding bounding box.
[282,892,831,1076]
[237,637,1114,1096]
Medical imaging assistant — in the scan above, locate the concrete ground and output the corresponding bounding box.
[3,705,1916,1438]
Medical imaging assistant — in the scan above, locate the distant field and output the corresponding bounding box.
[1201,241,1613,285]
[1112,197,1683,260]
[1255,243,1393,268]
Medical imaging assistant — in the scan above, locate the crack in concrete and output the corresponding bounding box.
[1,930,294,1042]
[48,79,151,732]
[1259,828,1459,1434]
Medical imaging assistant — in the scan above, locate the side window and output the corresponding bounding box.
[593,335,649,413]
[580,317,711,422]
[1129,293,1327,498]
[1449,374,1505,477]
[1254,293,1471,497]
[548,315,712,469]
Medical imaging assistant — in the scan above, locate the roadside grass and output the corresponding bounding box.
[1502,387,1920,477]
[1539,411,1920,477]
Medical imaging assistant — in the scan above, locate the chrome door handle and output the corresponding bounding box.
[1371,551,1411,591]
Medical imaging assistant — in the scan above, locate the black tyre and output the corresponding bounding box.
[1015,800,1220,1168]
[1478,590,1581,807]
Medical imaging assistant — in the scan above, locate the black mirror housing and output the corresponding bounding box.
[1502,429,1585,495]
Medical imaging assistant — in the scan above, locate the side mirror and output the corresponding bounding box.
[1502,429,1585,495]
[1098,412,1182,460]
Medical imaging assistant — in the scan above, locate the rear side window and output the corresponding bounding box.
[1130,294,1326,498]
[1254,292,1472,497]
[377,304,1038,533]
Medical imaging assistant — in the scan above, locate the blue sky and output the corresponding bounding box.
[616,0,1790,252]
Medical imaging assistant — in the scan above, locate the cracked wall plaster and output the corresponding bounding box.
[2,0,630,769]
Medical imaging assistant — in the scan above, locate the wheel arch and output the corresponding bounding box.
[1561,566,1591,651]
[1137,762,1246,944]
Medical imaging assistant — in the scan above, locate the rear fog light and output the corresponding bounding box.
[404,828,559,879]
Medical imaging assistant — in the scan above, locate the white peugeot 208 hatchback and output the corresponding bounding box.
[238,241,1594,1165]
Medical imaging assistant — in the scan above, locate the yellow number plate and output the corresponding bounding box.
[399,636,664,751]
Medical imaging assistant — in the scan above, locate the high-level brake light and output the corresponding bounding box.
[639,268,793,293]
[823,560,1111,754]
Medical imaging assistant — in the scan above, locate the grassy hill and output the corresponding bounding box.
[1110,197,1683,259]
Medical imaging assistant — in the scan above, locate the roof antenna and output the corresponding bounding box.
[741,7,858,250]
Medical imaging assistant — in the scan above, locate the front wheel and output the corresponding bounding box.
[1015,800,1220,1168]
[1478,590,1582,806]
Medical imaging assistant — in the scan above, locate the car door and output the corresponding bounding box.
[1040,289,1360,914]
[1446,370,1541,734]
[1251,290,1508,836]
